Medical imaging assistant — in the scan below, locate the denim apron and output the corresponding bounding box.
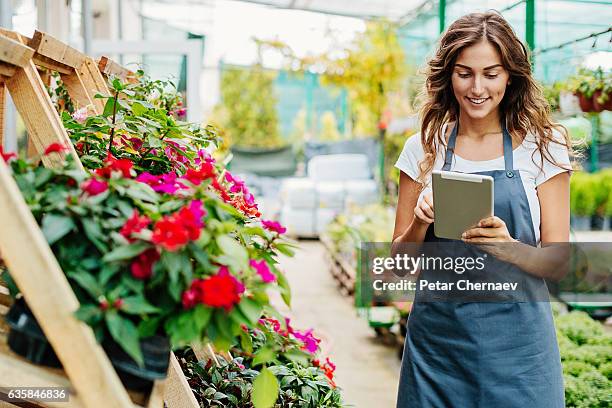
[396,121,564,408]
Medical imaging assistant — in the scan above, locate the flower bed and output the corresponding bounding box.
[554,309,612,407]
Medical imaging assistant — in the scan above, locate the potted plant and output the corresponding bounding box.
[3,147,294,391]
[568,68,612,113]
[570,172,596,231]
[178,316,344,407]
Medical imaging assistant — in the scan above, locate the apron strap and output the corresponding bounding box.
[442,119,515,177]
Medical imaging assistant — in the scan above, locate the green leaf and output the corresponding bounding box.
[237,297,263,324]
[74,304,103,325]
[132,102,148,116]
[103,97,118,117]
[216,235,248,268]
[124,182,158,203]
[252,347,275,367]
[161,251,182,283]
[274,243,296,257]
[283,349,310,366]
[138,316,162,337]
[275,270,292,308]
[251,367,279,408]
[105,311,143,366]
[42,214,75,245]
[121,296,160,315]
[193,305,213,332]
[103,242,149,263]
[146,133,163,149]
[68,272,102,299]
[239,329,253,354]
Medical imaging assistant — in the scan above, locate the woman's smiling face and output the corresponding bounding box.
[451,40,510,121]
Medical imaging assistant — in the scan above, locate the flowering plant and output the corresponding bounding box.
[5,148,294,366]
[62,75,218,175]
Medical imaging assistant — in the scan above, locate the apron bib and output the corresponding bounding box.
[396,121,564,408]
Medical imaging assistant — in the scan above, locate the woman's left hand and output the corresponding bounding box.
[461,216,516,243]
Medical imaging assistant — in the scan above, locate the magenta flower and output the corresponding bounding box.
[292,328,321,354]
[249,259,276,283]
[72,107,88,124]
[262,220,287,234]
[81,178,108,196]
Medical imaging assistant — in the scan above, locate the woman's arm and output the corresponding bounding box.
[462,172,571,281]
[392,172,431,244]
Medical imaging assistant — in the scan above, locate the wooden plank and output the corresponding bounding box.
[5,58,82,170]
[0,63,16,78]
[0,34,35,68]
[146,381,165,408]
[163,353,199,408]
[27,31,84,70]
[32,55,72,75]
[0,159,133,408]
[0,83,5,144]
[98,56,138,84]
[77,57,108,114]
[60,71,94,111]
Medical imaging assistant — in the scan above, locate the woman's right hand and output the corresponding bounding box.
[414,192,434,225]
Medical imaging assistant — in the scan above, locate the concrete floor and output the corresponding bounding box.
[274,240,402,408]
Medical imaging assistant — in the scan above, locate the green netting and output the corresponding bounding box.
[398,0,611,84]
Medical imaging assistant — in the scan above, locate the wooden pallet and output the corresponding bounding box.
[0,30,198,408]
[98,56,138,85]
[320,234,356,296]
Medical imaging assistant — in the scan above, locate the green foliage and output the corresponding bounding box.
[215,65,284,149]
[569,170,612,217]
[318,111,342,142]
[317,20,407,136]
[555,310,612,407]
[567,67,612,99]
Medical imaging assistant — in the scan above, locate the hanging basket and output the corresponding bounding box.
[593,90,612,112]
[575,92,596,113]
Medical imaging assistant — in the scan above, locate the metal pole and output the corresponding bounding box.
[439,0,446,34]
[0,0,17,153]
[589,113,599,172]
[82,0,93,54]
[525,0,535,51]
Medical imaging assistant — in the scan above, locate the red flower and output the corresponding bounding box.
[0,145,16,162]
[262,220,287,234]
[120,210,150,241]
[197,267,245,311]
[130,248,160,280]
[81,178,108,196]
[183,162,216,185]
[95,154,134,179]
[182,288,199,309]
[151,217,190,251]
[44,142,68,155]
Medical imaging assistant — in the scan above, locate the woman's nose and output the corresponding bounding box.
[471,76,484,95]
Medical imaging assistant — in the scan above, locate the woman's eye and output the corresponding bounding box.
[485,74,499,79]
[458,73,471,78]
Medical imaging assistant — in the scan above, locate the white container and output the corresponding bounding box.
[280,206,316,237]
[344,179,379,206]
[280,178,317,209]
[315,208,341,235]
[315,182,345,209]
[307,154,371,182]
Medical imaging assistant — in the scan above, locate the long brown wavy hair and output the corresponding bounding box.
[416,11,575,184]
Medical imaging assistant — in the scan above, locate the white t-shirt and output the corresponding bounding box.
[394,123,572,245]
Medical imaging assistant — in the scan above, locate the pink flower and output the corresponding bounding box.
[72,107,88,123]
[262,220,287,234]
[292,328,320,354]
[136,172,185,194]
[81,178,108,196]
[249,259,276,283]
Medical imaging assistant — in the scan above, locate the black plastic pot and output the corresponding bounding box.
[6,298,62,368]
[590,214,605,230]
[103,335,170,392]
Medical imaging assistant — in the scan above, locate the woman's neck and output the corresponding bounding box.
[457,111,502,140]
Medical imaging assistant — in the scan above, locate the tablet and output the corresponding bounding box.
[432,170,494,240]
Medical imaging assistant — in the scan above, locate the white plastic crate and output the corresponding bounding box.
[315,182,345,209]
[280,206,316,237]
[307,154,371,182]
[280,178,317,209]
[344,179,379,206]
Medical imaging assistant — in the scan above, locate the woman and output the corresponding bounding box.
[393,12,573,408]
